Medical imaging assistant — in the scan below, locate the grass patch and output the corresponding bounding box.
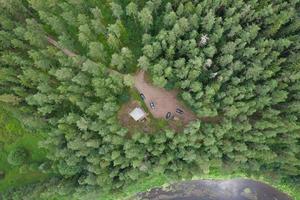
[0,104,52,192]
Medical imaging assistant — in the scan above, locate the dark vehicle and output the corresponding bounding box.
[150,101,155,109]
[166,112,172,119]
[140,93,145,100]
[176,108,184,114]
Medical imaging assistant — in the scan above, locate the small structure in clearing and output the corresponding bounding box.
[118,101,154,133]
[129,107,147,121]
[118,100,183,133]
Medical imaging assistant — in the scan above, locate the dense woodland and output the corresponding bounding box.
[0,0,300,199]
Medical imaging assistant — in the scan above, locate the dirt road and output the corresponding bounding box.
[134,70,197,124]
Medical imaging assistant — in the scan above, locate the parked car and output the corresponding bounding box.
[176,108,184,114]
[166,112,172,119]
[140,93,145,100]
[150,101,155,109]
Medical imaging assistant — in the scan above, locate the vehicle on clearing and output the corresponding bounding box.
[176,108,184,114]
[150,101,155,109]
[140,93,145,100]
[166,112,172,119]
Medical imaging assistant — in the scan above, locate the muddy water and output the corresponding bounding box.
[132,179,292,200]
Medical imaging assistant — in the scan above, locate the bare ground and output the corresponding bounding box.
[134,70,197,124]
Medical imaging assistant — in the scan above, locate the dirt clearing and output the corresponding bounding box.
[134,70,197,124]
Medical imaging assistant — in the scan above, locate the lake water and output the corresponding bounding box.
[132,179,292,200]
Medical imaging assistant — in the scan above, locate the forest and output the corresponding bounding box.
[0,0,299,199]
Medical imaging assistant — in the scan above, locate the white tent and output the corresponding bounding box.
[129,107,146,121]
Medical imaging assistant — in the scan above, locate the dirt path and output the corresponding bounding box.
[46,36,77,57]
[46,36,123,75]
[134,70,197,124]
